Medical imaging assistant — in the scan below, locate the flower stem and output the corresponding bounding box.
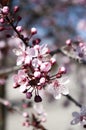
[6,16,28,46]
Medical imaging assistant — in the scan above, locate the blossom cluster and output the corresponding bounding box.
[12,28,69,102]
[21,102,47,129]
[66,39,86,60]
[22,104,47,128]
[1,98,47,129]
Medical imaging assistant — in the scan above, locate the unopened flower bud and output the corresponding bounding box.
[4,101,11,107]
[59,66,66,74]
[56,73,62,78]
[30,27,37,35]
[50,57,56,64]
[32,38,41,45]
[66,39,71,46]
[0,18,4,23]
[79,42,84,47]
[23,120,30,127]
[34,95,42,102]
[2,6,9,15]
[6,34,11,38]
[16,26,22,32]
[26,92,32,99]
[13,6,19,12]
[37,86,42,90]
[40,77,45,84]
[22,112,29,118]
[0,26,5,31]
[34,71,41,78]
[17,16,22,21]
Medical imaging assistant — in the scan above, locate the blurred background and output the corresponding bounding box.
[0,0,86,130]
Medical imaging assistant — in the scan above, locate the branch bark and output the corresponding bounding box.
[0,66,21,76]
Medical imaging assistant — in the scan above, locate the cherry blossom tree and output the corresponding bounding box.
[0,0,86,130]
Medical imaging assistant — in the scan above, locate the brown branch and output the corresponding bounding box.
[0,66,21,76]
[61,46,84,64]
[65,94,82,108]
[50,46,86,65]
[0,98,22,114]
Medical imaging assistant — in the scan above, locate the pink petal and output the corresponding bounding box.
[13,49,22,56]
[17,56,24,65]
[40,44,49,55]
[25,55,31,64]
[19,85,26,93]
[40,62,51,72]
[18,42,25,51]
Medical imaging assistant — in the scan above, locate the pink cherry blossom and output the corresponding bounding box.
[40,62,51,72]
[13,70,28,88]
[47,77,69,99]
[2,6,9,14]
[71,106,86,128]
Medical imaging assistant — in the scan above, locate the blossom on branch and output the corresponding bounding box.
[13,28,69,102]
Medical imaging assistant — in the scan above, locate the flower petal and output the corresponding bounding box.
[54,93,61,100]
[81,106,86,114]
[13,49,22,56]
[62,86,69,95]
[25,55,31,64]
[71,118,80,125]
[18,42,25,51]
[17,56,24,65]
[19,85,26,93]
[72,112,80,117]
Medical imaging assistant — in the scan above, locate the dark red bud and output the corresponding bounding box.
[32,38,41,45]
[0,26,5,31]
[17,16,22,21]
[26,92,32,99]
[34,95,42,102]
[56,73,62,78]
[13,6,19,12]
[6,34,11,38]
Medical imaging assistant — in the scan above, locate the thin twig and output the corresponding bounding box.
[65,94,82,108]
[61,46,84,64]
[50,46,86,65]
[6,16,28,46]
[0,98,22,114]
